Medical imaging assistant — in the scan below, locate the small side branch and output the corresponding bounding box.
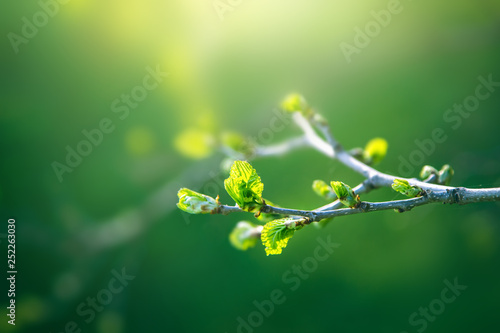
[293,112,461,193]
[254,135,309,157]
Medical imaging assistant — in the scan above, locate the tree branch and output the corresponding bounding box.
[254,135,309,157]
[210,110,500,240]
[182,102,500,253]
[217,184,500,223]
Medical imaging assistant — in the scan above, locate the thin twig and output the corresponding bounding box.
[218,185,500,222]
[293,112,458,192]
[255,135,309,157]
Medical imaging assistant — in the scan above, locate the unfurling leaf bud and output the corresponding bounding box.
[438,164,454,185]
[312,180,336,200]
[280,93,311,116]
[330,181,361,208]
[177,188,219,214]
[224,161,264,212]
[391,179,422,198]
[314,218,333,229]
[229,221,260,251]
[363,138,388,165]
[419,165,438,179]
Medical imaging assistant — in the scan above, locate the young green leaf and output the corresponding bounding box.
[314,218,333,229]
[312,180,336,200]
[280,93,313,117]
[177,188,219,214]
[281,93,307,112]
[224,161,264,212]
[391,179,422,198]
[330,181,361,208]
[229,221,260,251]
[261,218,303,256]
[438,164,454,185]
[363,138,388,165]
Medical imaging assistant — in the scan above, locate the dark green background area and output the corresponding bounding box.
[1,0,500,332]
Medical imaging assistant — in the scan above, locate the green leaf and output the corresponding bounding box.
[419,165,438,179]
[438,164,454,185]
[261,218,302,256]
[330,181,360,208]
[312,180,336,200]
[177,188,219,214]
[391,179,422,198]
[224,161,264,212]
[363,138,388,165]
[281,93,307,112]
[229,221,259,251]
[280,93,313,117]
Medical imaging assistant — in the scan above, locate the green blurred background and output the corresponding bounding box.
[1,0,500,332]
